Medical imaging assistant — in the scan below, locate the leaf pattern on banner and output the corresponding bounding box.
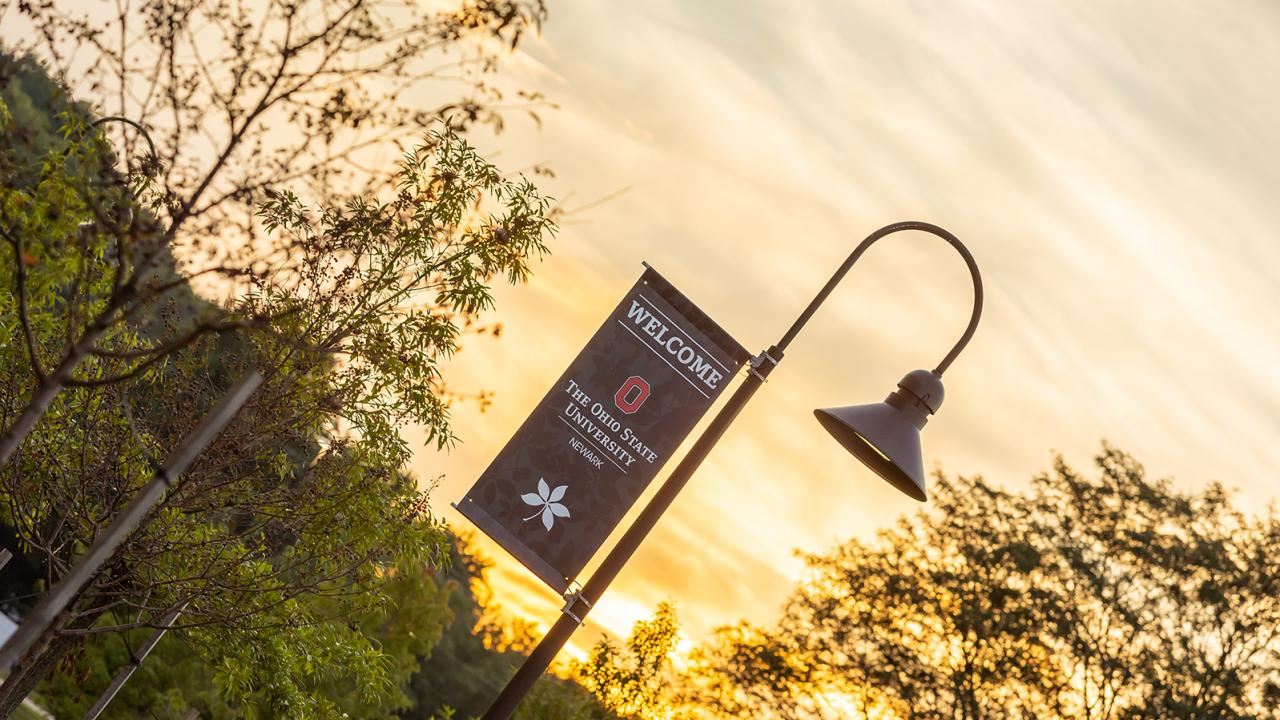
[521,477,571,531]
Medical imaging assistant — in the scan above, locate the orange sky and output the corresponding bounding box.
[411,0,1280,660]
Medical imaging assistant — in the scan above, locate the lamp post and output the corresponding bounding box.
[481,220,983,719]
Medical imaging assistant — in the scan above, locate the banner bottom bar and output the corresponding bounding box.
[452,499,571,594]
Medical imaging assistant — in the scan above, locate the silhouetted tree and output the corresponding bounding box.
[683,446,1280,720]
[573,602,685,720]
[0,0,551,463]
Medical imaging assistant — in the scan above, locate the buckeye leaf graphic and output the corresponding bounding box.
[521,477,570,531]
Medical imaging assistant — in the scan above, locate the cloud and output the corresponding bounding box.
[414,0,1280,654]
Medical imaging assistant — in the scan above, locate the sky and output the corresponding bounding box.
[411,0,1280,659]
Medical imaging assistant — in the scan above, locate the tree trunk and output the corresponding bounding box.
[0,629,80,717]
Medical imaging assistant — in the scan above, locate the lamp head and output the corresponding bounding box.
[814,369,944,502]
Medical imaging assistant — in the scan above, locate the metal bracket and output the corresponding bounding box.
[746,348,780,381]
[560,588,592,626]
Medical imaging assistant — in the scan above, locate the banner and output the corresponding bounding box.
[454,265,750,592]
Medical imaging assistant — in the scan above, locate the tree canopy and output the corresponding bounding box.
[0,45,557,717]
[680,445,1280,719]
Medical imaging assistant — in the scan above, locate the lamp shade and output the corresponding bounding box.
[814,369,944,502]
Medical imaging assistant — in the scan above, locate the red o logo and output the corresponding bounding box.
[614,376,650,415]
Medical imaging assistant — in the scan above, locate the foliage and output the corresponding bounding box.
[4,0,551,259]
[310,560,455,718]
[0,53,166,396]
[34,619,237,720]
[402,538,525,718]
[401,533,610,720]
[250,129,555,459]
[573,602,683,720]
[1,0,561,712]
[0,89,555,716]
[27,527,616,719]
[681,445,1280,720]
[1,0,556,466]
[0,46,264,473]
[0,52,85,176]
[512,675,609,720]
[34,558,452,719]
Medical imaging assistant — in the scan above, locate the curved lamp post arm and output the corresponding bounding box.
[773,220,984,375]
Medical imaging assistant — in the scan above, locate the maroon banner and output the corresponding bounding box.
[454,265,750,592]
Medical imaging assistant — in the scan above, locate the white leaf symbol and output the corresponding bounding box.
[521,477,570,531]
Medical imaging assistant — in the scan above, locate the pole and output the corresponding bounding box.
[480,222,983,719]
[481,348,780,719]
[0,371,262,672]
[82,601,187,720]
[0,549,11,572]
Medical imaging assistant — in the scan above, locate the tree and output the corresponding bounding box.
[29,531,615,719]
[3,0,549,254]
[32,557,454,719]
[1027,447,1280,718]
[682,445,1280,719]
[402,533,610,720]
[1,0,560,710]
[574,602,684,720]
[0,51,199,466]
[0,105,556,715]
[0,0,551,463]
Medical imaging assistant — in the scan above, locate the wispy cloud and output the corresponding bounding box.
[414,0,1280,655]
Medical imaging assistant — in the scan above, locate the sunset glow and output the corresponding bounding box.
[412,0,1280,664]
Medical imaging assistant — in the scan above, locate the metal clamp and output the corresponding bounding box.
[746,348,781,381]
[560,589,592,626]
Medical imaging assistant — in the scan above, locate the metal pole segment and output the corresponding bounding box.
[481,354,776,720]
[0,549,11,572]
[83,601,188,720]
[0,371,262,672]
